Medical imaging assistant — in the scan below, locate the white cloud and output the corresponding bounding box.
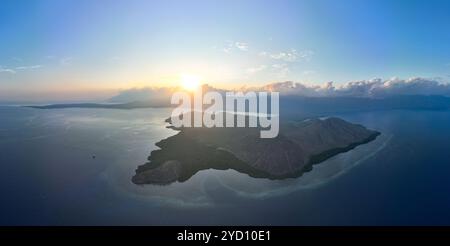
[257,77,450,98]
[246,65,267,74]
[109,77,450,103]
[235,42,248,51]
[15,65,42,70]
[221,40,249,53]
[223,47,231,53]
[297,50,314,61]
[270,51,298,62]
[260,49,314,62]
[0,64,43,74]
[0,67,16,74]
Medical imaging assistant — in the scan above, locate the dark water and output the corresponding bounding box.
[0,106,450,225]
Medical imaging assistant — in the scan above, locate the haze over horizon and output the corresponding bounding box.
[1,0,449,102]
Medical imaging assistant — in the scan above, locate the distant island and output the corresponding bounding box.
[26,101,170,109]
[27,95,450,117]
[132,117,380,185]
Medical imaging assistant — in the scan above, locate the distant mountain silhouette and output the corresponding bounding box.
[28,95,450,118]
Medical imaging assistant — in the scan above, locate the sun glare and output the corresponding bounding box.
[181,74,201,91]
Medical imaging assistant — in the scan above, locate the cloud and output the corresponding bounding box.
[219,41,313,78]
[260,49,314,62]
[222,47,231,53]
[0,67,16,74]
[246,65,267,74]
[222,41,249,53]
[108,77,450,104]
[235,42,248,51]
[256,77,450,98]
[108,84,232,104]
[0,64,42,74]
[15,65,42,70]
[257,81,326,96]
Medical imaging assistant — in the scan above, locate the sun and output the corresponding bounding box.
[181,74,201,91]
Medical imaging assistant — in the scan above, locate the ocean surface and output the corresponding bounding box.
[1,106,450,225]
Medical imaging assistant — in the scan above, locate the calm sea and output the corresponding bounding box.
[0,106,449,225]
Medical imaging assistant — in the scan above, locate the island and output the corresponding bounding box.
[26,101,170,110]
[132,117,380,185]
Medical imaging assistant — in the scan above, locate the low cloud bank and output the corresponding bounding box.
[109,77,450,103]
[258,77,450,98]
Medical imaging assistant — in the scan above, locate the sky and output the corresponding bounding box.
[0,0,449,101]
